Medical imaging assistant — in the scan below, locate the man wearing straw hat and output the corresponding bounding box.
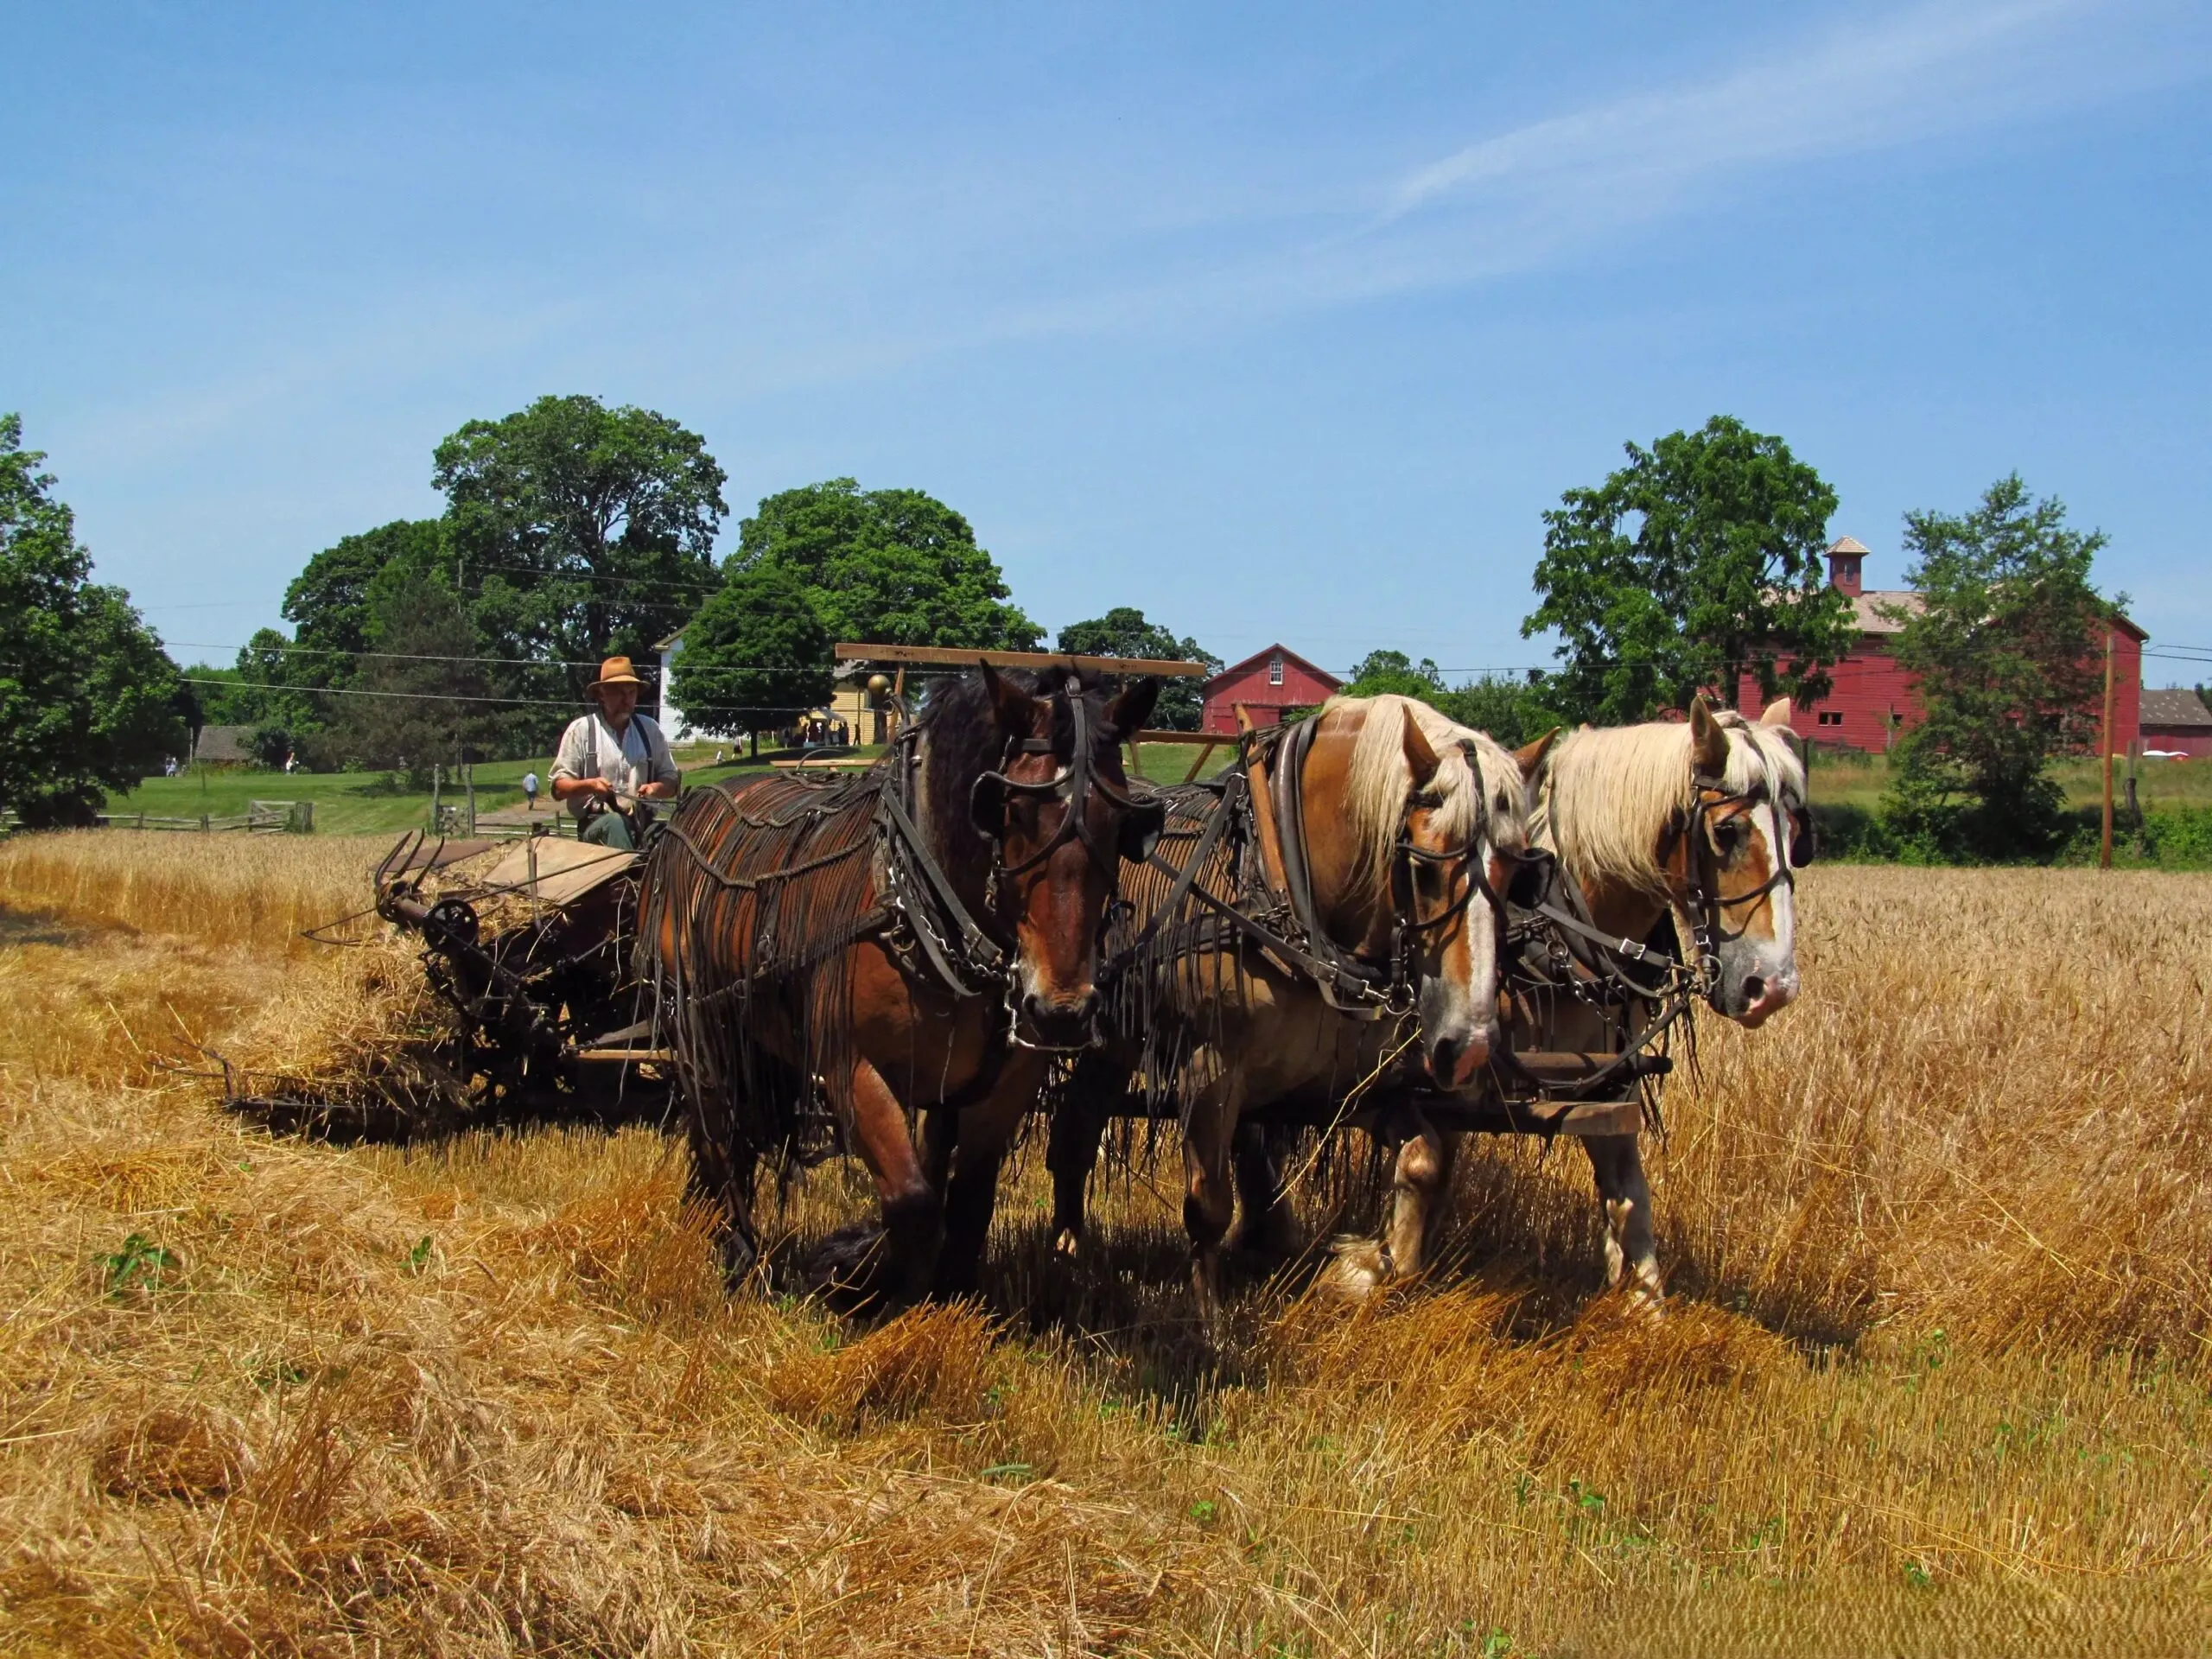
[550,656,679,849]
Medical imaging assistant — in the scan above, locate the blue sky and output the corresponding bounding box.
[6,2,2209,683]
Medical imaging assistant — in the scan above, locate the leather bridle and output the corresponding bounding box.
[1678,776,1814,995]
[970,675,1158,883]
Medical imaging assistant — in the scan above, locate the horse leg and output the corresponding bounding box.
[1584,1131,1662,1311]
[1046,1052,1117,1256]
[1230,1121,1297,1261]
[933,1052,1046,1299]
[1322,1109,1454,1300]
[1182,1075,1242,1336]
[823,1056,943,1306]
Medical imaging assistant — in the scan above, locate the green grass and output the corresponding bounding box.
[1804,749,2212,813]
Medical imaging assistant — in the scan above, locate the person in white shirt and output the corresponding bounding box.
[549,656,679,849]
[521,770,539,812]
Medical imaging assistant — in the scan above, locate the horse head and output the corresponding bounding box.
[1306,696,1541,1091]
[1676,695,1810,1027]
[964,665,1162,1048]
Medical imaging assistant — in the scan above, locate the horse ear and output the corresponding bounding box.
[979,663,1040,735]
[1106,675,1161,737]
[1759,696,1797,731]
[1401,708,1442,789]
[1689,695,1729,777]
[1513,728,1560,781]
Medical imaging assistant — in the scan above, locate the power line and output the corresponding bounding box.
[175,677,850,715]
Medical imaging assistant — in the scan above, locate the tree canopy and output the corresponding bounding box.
[734,480,1039,651]
[1055,607,1217,729]
[331,576,506,786]
[1881,475,2113,858]
[0,415,187,824]
[1522,416,1853,724]
[435,395,727,710]
[675,563,833,750]
[1341,650,1561,749]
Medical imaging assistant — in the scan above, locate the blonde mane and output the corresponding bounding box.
[1319,694,1529,898]
[1533,711,1806,899]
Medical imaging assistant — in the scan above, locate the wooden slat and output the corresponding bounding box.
[1128,729,1228,745]
[834,643,1211,677]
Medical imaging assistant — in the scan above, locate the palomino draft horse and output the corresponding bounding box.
[1045,694,1546,1326]
[1529,693,1810,1305]
[1311,694,1813,1306]
[640,666,1162,1302]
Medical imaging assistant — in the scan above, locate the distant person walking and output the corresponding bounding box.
[522,770,539,812]
[549,657,677,850]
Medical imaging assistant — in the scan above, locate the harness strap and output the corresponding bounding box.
[878,762,1007,976]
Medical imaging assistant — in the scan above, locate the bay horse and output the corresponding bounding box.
[1044,694,1546,1328]
[1316,693,1813,1306]
[640,665,1161,1303]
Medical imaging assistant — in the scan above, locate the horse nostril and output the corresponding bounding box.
[1740,975,1766,1008]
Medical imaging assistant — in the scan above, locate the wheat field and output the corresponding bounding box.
[0,830,2207,1656]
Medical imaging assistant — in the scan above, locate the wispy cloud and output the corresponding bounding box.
[978,0,2202,345]
[1384,1,2098,224]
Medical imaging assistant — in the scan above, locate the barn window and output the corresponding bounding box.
[1269,654,1285,686]
[1818,710,1844,727]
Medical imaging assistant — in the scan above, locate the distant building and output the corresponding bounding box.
[1748,538,2145,755]
[654,628,690,737]
[190,725,257,768]
[1198,645,1343,735]
[2140,688,2212,759]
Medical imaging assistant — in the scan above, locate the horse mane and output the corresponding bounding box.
[1533,710,1807,898]
[1323,693,1528,899]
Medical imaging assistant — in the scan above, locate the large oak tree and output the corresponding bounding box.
[1523,416,1853,724]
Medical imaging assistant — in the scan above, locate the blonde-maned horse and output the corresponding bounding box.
[1540,693,1808,1305]
[1046,694,1548,1329]
[1320,693,1811,1306]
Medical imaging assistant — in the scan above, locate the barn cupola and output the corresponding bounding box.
[1827,536,1867,598]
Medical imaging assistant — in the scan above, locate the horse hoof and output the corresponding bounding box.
[1053,1227,1082,1259]
[1317,1237,1386,1302]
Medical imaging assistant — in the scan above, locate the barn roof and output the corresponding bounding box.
[1201,643,1343,694]
[2142,688,2212,729]
[192,725,257,764]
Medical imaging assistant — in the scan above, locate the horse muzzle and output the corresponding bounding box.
[1427,1021,1494,1092]
[1016,986,1101,1051]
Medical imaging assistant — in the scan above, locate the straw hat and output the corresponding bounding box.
[588,656,645,698]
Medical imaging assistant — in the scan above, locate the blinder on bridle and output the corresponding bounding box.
[967,677,1164,878]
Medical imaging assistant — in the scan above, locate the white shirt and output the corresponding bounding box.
[550,712,677,817]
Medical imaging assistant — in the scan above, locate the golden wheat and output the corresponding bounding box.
[0,836,2206,1655]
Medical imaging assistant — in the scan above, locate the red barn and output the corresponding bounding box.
[2141,689,2212,759]
[1198,645,1343,735]
[1744,538,2145,755]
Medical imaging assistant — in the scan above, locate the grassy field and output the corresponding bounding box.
[1802,747,2212,814]
[0,835,2207,1653]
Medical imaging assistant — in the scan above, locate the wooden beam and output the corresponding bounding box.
[1126,728,1230,745]
[834,642,1211,678]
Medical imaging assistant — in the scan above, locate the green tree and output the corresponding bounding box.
[1055,607,1218,729]
[1523,416,1853,724]
[1880,475,2113,859]
[734,479,1039,650]
[280,518,448,702]
[1343,649,1447,701]
[0,415,188,825]
[331,576,506,786]
[676,563,833,755]
[1342,650,1561,747]
[434,395,727,722]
